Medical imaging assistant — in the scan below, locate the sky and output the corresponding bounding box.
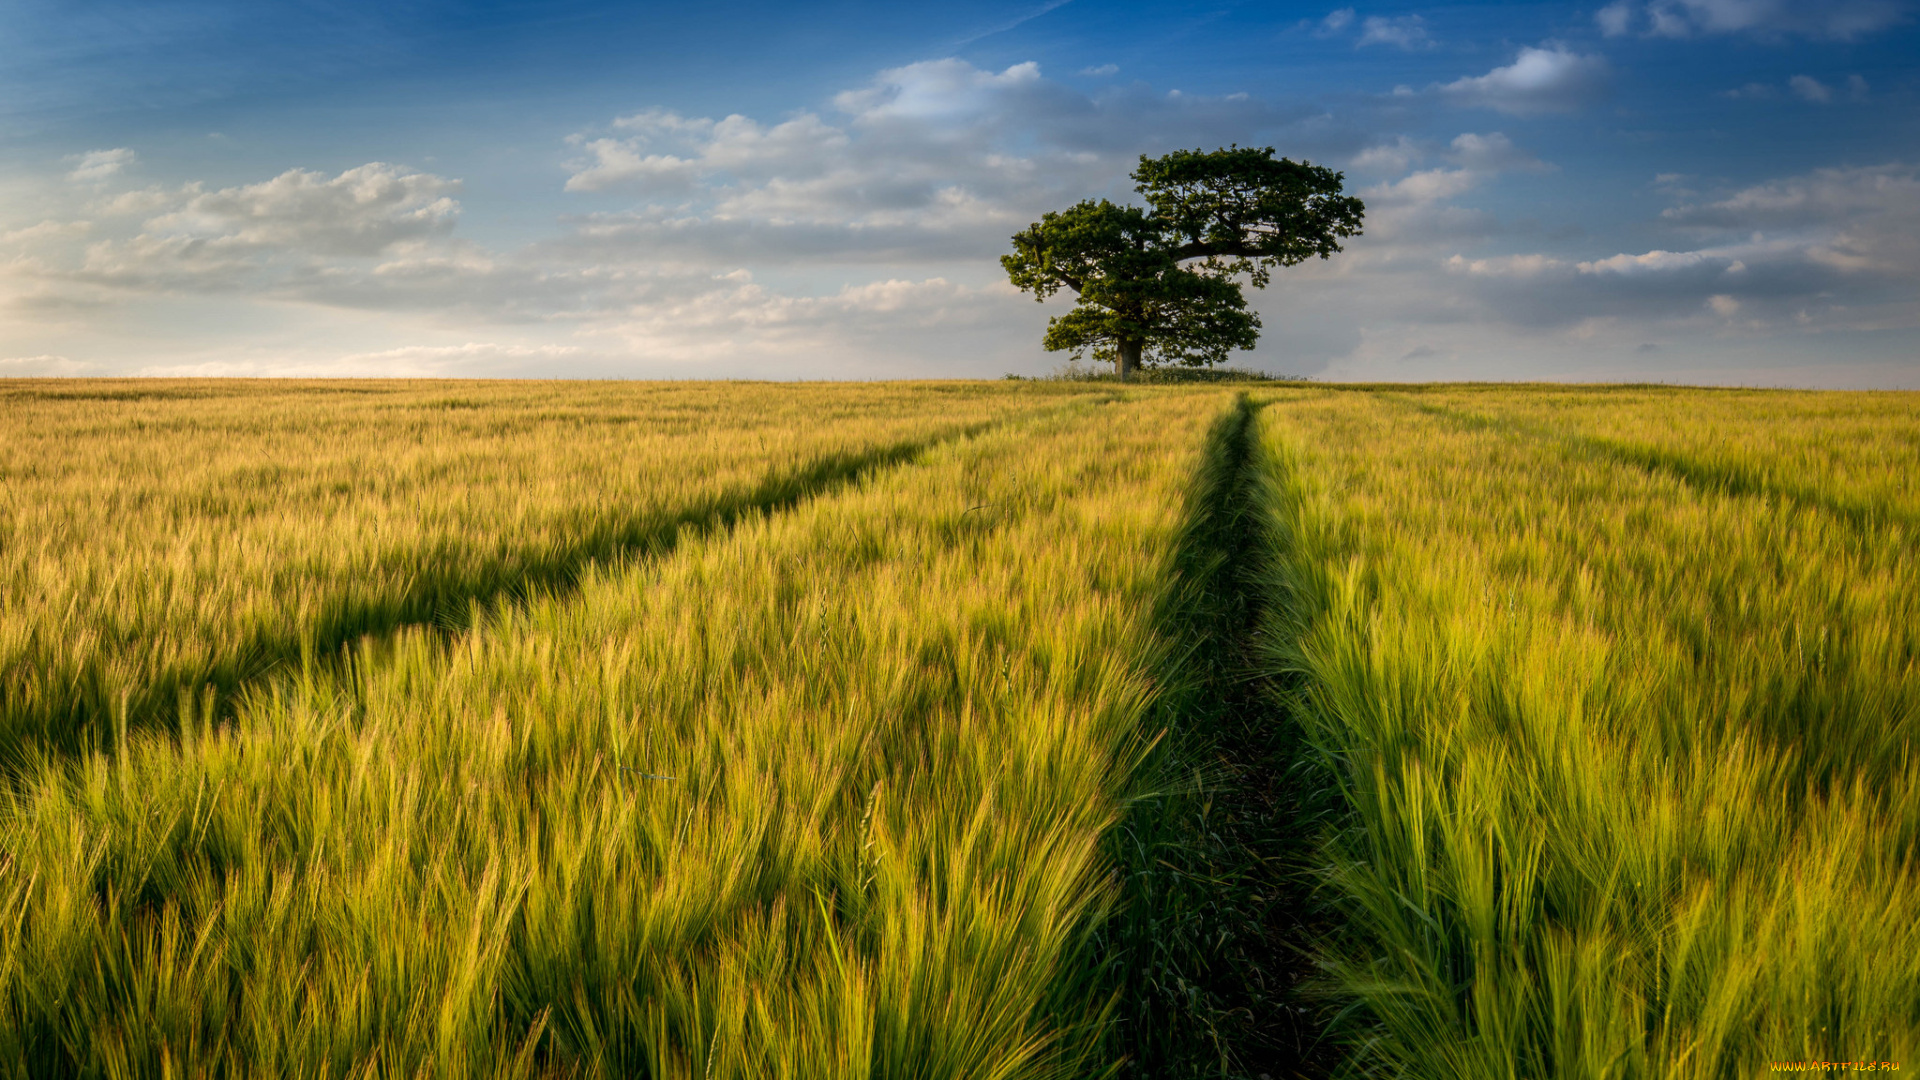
[1,0,1916,385]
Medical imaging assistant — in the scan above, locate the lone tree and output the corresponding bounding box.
[1002,146,1364,380]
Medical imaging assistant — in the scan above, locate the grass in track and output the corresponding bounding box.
[1101,391,1349,1080]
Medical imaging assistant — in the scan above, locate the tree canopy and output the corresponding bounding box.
[1002,146,1365,378]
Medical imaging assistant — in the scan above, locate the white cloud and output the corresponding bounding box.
[1597,1,1635,35]
[833,59,1045,124]
[1576,249,1742,275]
[1598,0,1907,38]
[1077,64,1118,76]
[557,58,1306,252]
[11,55,1908,386]
[3,220,93,246]
[1727,74,1872,102]
[327,342,585,375]
[1349,133,1552,246]
[99,188,178,216]
[1424,163,1920,337]
[1370,168,1482,207]
[155,164,459,256]
[563,139,704,193]
[1358,14,1434,49]
[1,56,1322,377]
[0,353,92,376]
[1351,136,1422,175]
[1444,132,1550,173]
[1317,8,1356,35]
[65,148,136,184]
[340,342,582,363]
[1446,253,1568,277]
[566,110,853,194]
[1789,74,1834,102]
[1438,46,1610,115]
[583,275,1033,372]
[1661,163,1920,232]
[53,164,461,292]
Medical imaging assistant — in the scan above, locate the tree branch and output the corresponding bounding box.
[1171,240,1254,262]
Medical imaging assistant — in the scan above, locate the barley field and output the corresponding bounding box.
[0,380,1072,766]
[0,379,1912,1077]
[1254,386,1919,1077]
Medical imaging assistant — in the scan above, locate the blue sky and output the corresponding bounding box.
[2,0,1916,384]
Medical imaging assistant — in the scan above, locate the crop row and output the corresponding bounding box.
[4,379,1912,1077]
[0,380,1086,766]
[1253,388,1919,1075]
[0,388,1226,1077]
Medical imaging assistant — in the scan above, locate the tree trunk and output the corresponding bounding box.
[1116,339,1143,381]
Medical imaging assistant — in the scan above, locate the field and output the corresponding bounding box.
[0,379,1913,1077]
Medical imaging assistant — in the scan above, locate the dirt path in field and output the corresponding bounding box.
[1106,394,1345,1080]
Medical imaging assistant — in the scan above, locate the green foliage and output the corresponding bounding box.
[1002,147,1364,374]
[1041,364,1300,384]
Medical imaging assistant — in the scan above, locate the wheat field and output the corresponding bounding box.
[0,379,1912,1077]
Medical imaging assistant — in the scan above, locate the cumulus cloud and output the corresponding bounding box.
[48,164,461,293]
[1789,74,1834,102]
[1270,154,1917,385]
[1358,167,1502,246]
[1432,163,1920,334]
[1440,246,1760,328]
[65,149,136,184]
[1444,132,1551,173]
[833,58,1049,123]
[127,344,588,378]
[1661,163,1920,233]
[3,220,93,247]
[1437,46,1610,115]
[1597,0,1907,38]
[1348,132,1553,246]
[1316,8,1356,35]
[154,165,459,256]
[1350,136,1422,175]
[557,58,1311,262]
[1728,74,1870,101]
[566,110,852,193]
[1358,14,1435,48]
[323,342,585,375]
[7,58,1325,375]
[19,53,1903,384]
[14,60,1226,375]
[574,274,1040,373]
[0,354,93,376]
